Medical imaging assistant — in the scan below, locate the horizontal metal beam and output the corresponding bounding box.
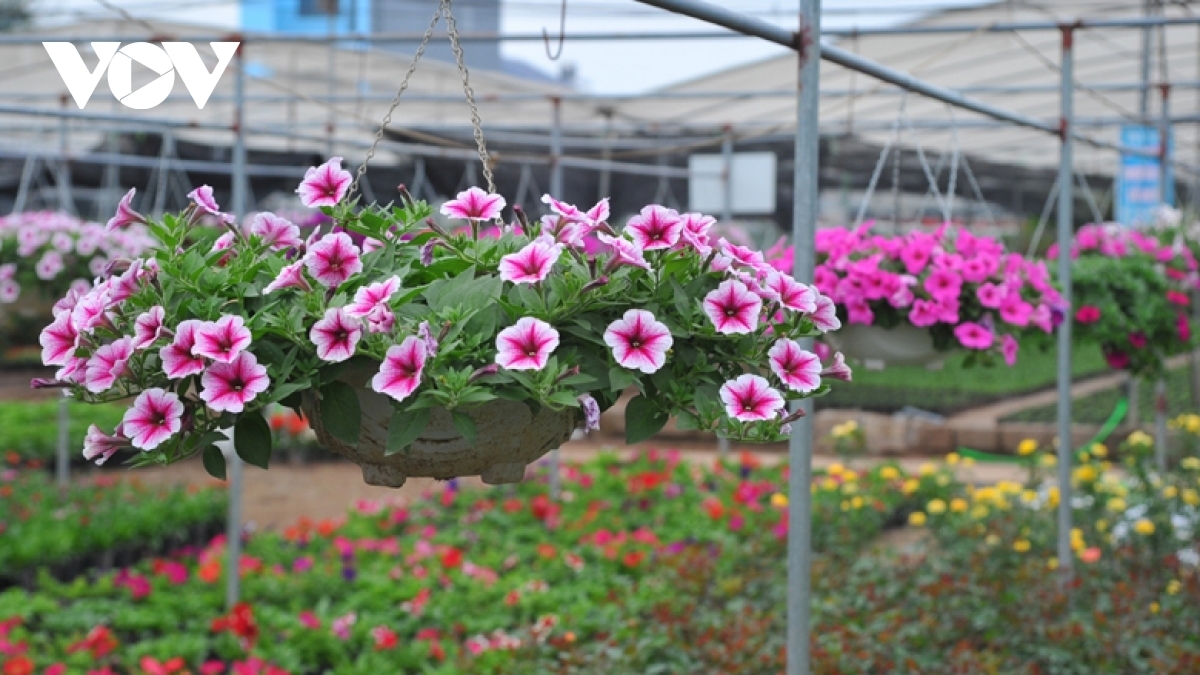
[823,15,1200,37]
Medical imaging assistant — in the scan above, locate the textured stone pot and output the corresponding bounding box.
[302,361,576,489]
[824,323,943,367]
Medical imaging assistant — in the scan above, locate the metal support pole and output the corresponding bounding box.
[327,11,337,158]
[56,95,72,214]
[718,124,734,459]
[225,45,248,611]
[1155,379,1169,472]
[598,110,613,202]
[1156,81,1171,472]
[549,96,563,500]
[55,395,69,488]
[789,1,819,673]
[1055,25,1076,582]
[1141,0,1155,119]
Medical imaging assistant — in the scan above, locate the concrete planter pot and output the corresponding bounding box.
[825,323,944,367]
[302,361,575,489]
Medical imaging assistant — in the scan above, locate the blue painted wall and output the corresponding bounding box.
[242,0,372,35]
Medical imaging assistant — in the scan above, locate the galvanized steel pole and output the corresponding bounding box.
[55,395,69,488]
[1056,25,1076,581]
[549,96,563,500]
[790,0,820,672]
[225,43,248,611]
[1157,82,1171,472]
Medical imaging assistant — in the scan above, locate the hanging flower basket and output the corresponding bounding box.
[768,221,1062,368]
[301,359,575,487]
[35,158,851,485]
[824,322,939,367]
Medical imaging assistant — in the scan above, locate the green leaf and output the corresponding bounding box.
[201,445,227,480]
[452,411,478,445]
[674,410,702,431]
[546,391,580,408]
[625,395,669,445]
[234,412,272,469]
[609,366,640,393]
[423,266,475,311]
[320,381,362,446]
[267,381,311,405]
[386,407,430,456]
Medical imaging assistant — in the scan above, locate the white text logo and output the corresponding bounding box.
[42,42,239,110]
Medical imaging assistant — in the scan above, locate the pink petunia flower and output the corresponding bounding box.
[999,295,1033,327]
[70,290,113,334]
[821,352,853,382]
[810,294,842,332]
[199,352,270,413]
[908,299,940,327]
[107,260,145,305]
[188,185,235,223]
[371,336,427,402]
[603,309,673,374]
[296,157,353,208]
[264,260,313,294]
[193,315,253,364]
[719,374,785,422]
[625,205,683,251]
[499,236,564,284]
[976,282,1007,309]
[923,268,962,303]
[1002,334,1019,366]
[365,306,395,334]
[304,233,363,288]
[106,187,146,232]
[122,388,185,450]
[85,337,134,393]
[677,212,715,255]
[954,322,994,350]
[298,611,321,630]
[82,423,130,465]
[441,187,506,221]
[703,279,763,335]
[345,276,401,317]
[1075,305,1101,324]
[495,317,560,371]
[578,394,601,432]
[40,312,79,366]
[250,213,303,250]
[132,306,166,350]
[768,339,822,393]
[160,320,207,379]
[598,233,651,271]
[719,239,767,270]
[764,272,817,313]
[309,308,362,363]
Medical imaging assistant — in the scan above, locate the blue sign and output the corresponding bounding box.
[1116,125,1173,227]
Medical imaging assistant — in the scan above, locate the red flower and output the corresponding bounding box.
[371,625,399,651]
[2,658,32,675]
[1104,348,1130,370]
[440,547,463,570]
[1180,313,1193,343]
[1128,332,1148,349]
[1075,305,1101,324]
[530,495,560,522]
[45,665,66,675]
[140,657,185,675]
[211,603,258,650]
[622,551,646,568]
[702,496,725,520]
[67,625,119,658]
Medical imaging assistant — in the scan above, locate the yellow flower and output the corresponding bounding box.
[985,534,1000,546]
[1047,487,1060,508]
[945,452,960,465]
[1183,489,1200,506]
[1013,538,1031,553]
[1091,443,1108,458]
[879,466,900,481]
[1127,430,1153,447]
[1182,457,1200,471]
[843,420,859,433]
[1020,490,1038,504]
[909,511,927,526]
[962,457,976,467]
[927,499,947,515]
[1189,418,1200,434]
[827,463,844,476]
[1134,519,1156,536]
[1167,580,1181,595]
[1164,486,1180,499]
[1073,465,1098,484]
[851,496,864,509]
[1096,519,1108,532]
[842,470,859,482]
[1047,556,1059,570]
[1079,451,1090,463]
[950,498,968,513]
[901,479,920,495]
[821,478,839,491]
[1150,602,1161,614]
[997,481,1022,496]
[840,500,850,512]
[1017,439,1038,456]
[936,474,951,486]
[919,463,936,476]
[841,482,858,495]
[970,505,990,520]
[770,493,789,509]
[1040,454,1057,468]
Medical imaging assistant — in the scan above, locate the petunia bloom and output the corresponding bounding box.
[193,315,253,364]
[719,374,785,422]
[122,388,185,450]
[372,336,427,402]
[954,322,994,350]
[1075,305,1101,324]
[188,185,235,223]
[83,424,131,465]
[199,352,270,413]
[820,352,853,382]
[309,308,362,363]
[296,157,353,208]
[304,233,363,288]
[345,276,401,317]
[578,394,601,432]
[161,320,207,379]
[495,317,560,371]
[597,233,651,271]
[132,306,166,350]
[1002,334,1019,366]
[265,260,313,294]
[768,339,822,393]
[625,205,683,251]
[85,337,134,393]
[703,279,763,334]
[40,312,79,366]
[603,309,673,374]
[764,271,817,313]
[441,187,506,221]
[499,236,563,284]
[250,213,304,250]
[810,294,842,333]
[106,187,146,232]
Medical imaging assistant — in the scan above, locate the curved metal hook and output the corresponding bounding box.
[543,0,567,61]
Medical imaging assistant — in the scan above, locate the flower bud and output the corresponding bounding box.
[468,364,499,383]
[581,276,609,293]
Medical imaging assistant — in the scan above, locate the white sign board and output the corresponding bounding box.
[688,152,777,216]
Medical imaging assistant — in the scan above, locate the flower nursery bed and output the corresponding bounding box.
[0,470,226,590]
[2,442,1200,674]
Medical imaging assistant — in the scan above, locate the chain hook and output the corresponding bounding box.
[543,0,568,61]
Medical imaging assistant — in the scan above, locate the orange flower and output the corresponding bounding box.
[622,551,646,568]
[316,519,341,537]
[198,559,221,584]
[1080,547,1102,564]
[537,543,557,560]
[702,496,725,520]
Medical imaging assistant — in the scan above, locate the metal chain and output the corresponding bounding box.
[348,2,443,200]
[444,0,498,195]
